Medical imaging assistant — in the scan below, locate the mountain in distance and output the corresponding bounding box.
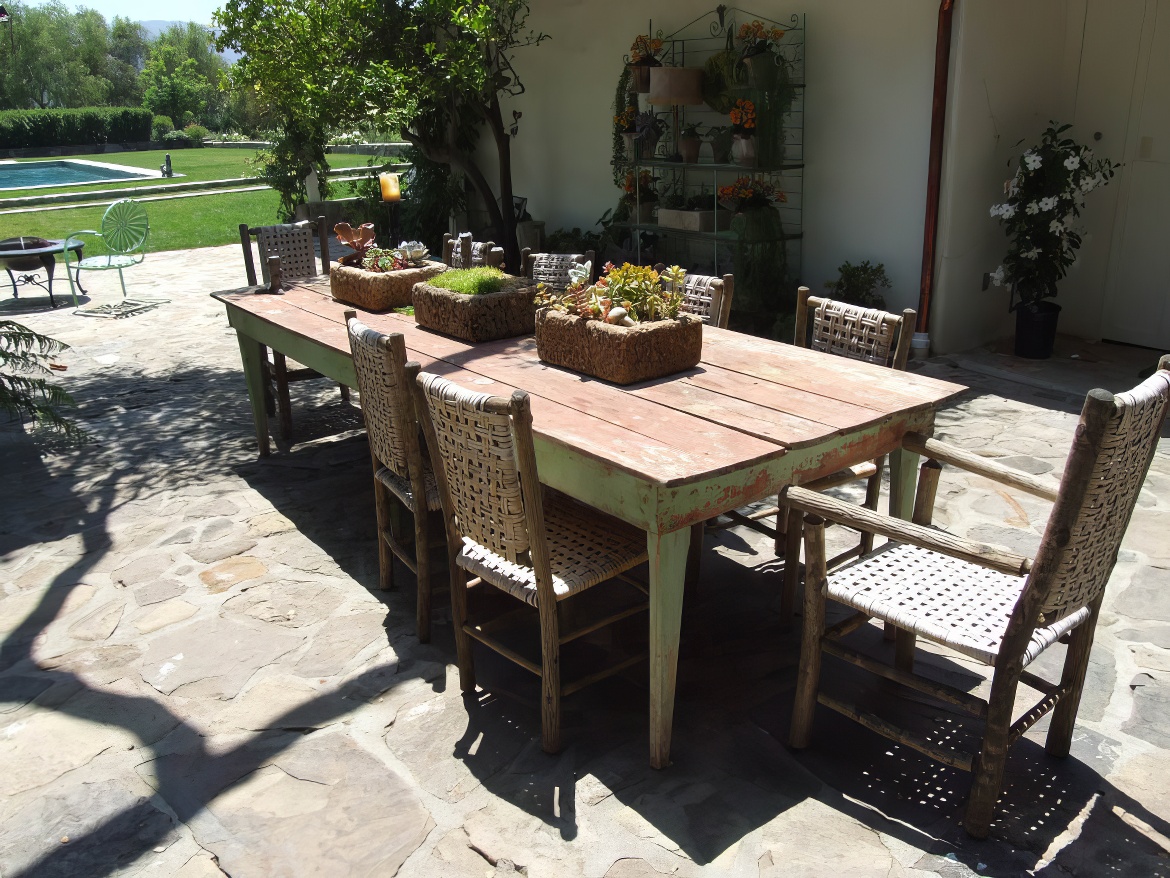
[138,19,241,63]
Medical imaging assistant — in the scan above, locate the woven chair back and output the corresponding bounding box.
[1032,369,1170,622]
[678,274,720,323]
[416,372,532,563]
[444,232,505,270]
[809,299,901,366]
[256,224,319,282]
[346,318,415,478]
[526,253,588,287]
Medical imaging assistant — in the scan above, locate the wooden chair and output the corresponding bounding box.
[652,264,734,329]
[345,313,446,642]
[239,217,348,441]
[783,357,1170,838]
[442,232,505,270]
[410,368,649,753]
[520,250,595,286]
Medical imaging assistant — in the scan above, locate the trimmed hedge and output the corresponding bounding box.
[0,107,153,149]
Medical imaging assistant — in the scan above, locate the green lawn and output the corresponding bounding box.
[2,189,289,252]
[1,148,382,200]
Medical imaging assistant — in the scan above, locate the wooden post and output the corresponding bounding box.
[789,514,827,748]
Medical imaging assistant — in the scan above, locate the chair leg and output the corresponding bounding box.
[774,494,788,556]
[259,346,276,417]
[415,504,432,643]
[117,268,128,298]
[1046,600,1102,758]
[448,554,476,693]
[371,466,395,593]
[339,384,351,402]
[538,596,562,753]
[780,507,802,619]
[964,668,1021,838]
[273,353,293,441]
[859,455,885,555]
[789,515,828,749]
[895,629,916,672]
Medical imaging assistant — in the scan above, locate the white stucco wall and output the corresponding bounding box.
[503,0,939,314]
[931,0,1144,353]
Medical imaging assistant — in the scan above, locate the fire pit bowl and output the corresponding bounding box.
[0,236,87,307]
[0,237,56,271]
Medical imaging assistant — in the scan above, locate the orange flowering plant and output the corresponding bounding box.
[717,176,786,211]
[728,98,756,135]
[613,105,637,132]
[623,170,657,200]
[737,20,785,57]
[629,34,663,65]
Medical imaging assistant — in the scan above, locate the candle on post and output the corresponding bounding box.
[379,172,401,243]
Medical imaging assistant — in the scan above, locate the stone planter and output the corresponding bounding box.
[413,276,538,343]
[534,308,703,385]
[657,208,731,233]
[329,260,446,311]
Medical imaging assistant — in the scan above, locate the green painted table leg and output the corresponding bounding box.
[648,526,691,769]
[235,331,271,457]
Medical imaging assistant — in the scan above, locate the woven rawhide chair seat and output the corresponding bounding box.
[459,490,648,607]
[375,464,441,514]
[826,543,1090,666]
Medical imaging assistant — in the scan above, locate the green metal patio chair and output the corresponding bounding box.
[63,199,156,315]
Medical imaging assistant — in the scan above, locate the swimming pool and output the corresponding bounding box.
[0,159,162,191]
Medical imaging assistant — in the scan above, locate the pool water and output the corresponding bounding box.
[0,159,157,191]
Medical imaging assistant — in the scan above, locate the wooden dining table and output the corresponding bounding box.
[213,277,966,769]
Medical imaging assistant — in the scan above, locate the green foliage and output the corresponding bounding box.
[0,320,86,442]
[152,115,174,139]
[536,262,685,323]
[184,124,211,143]
[0,107,152,148]
[141,45,208,125]
[248,120,332,220]
[162,128,194,147]
[429,267,509,296]
[546,227,605,258]
[825,260,891,309]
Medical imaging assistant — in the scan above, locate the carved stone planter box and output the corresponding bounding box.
[412,276,538,343]
[656,208,731,233]
[534,308,704,385]
[329,260,446,311]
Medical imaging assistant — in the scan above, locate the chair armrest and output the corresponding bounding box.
[64,230,101,245]
[783,485,1033,577]
[902,432,1059,502]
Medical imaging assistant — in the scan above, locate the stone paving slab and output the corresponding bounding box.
[1,245,1168,876]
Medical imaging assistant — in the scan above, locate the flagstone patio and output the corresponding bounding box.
[1,246,1168,877]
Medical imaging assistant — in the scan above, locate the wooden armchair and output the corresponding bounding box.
[239,217,347,442]
[345,313,446,642]
[651,263,734,329]
[442,232,505,270]
[410,369,649,753]
[784,357,1170,838]
[520,250,595,286]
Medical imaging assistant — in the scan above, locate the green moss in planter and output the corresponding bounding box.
[428,267,508,296]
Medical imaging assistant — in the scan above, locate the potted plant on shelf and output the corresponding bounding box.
[705,124,734,164]
[718,177,789,335]
[621,169,658,224]
[614,105,638,160]
[413,267,537,342]
[988,122,1118,359]
[627,34,663,93]
[330,226,446,311]
[678,122,703,164]
[729,99,757,166]
[534,261,703,384]
[658,191,731,233]
[635,111,667,160]
[718,175,785,214]
[736,19,787,90]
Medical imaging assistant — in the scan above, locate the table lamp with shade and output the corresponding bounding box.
[648,67,704,161]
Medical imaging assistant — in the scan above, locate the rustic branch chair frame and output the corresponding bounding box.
[239,217,347,441]
[442,232,506,270]
[784,357,1170,838]
[410,368,649,753]
[345,313,447,642]
[519,250,595,286]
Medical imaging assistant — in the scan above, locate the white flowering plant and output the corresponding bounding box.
[988,123,1118,310]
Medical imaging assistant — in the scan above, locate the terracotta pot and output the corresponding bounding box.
[741,52,779,90]
[678,134,702,164]
[628,63,653,93]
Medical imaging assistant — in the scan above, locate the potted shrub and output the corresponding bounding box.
[329,224,446,310]
[627,34,663,93]
[413,267,537,342]
[989,123,1118,358]
[825,260,892,309]
[534,261,703,385]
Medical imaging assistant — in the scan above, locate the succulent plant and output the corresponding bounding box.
[393,241,429,266]
[334,222,377,266]
[534,261,687,324]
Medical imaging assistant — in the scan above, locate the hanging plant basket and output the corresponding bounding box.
[535,308,703,385]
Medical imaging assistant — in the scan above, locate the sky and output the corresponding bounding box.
[70,1,224,25]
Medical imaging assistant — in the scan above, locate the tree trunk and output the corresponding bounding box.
[484,93,520,267]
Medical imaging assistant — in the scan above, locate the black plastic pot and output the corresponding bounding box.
[1014,300,1061,359]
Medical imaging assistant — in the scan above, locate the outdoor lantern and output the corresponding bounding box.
[379,172,400,202]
